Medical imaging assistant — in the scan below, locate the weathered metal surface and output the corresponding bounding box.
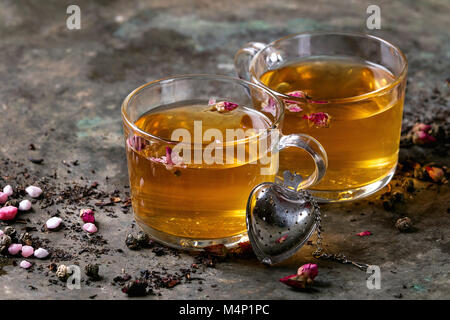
[0,0,448,299]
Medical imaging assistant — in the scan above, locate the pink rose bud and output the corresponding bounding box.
[8,243,23,255]
[20,260,32,269]
[208,97,216,106]
[284,100,303,112]
[46,217,62,230]
[21,245,34,258]
[425,166,444,182]
[80,209,95,223]
[3,185,13,196]
[83,223,98,233]
[287,90,306,98]
[302,112,331,128]
[413,131,436,144]
[18,200,32,211]
[0,206,18,220]
[297,263,319,281]
[357,230,372,237]
[279,274,307,289]
[211,101,239,112]
[25,185,43,198]
[280,263,319,289]
[222,101,239,111]
[127,135,148,151]
[412,123,432,133]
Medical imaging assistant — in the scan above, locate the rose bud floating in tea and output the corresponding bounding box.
[235,32,407,202]
[121,75,327,250]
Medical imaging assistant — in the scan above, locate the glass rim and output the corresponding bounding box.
[249,31,408,104]
[121,74,285,144]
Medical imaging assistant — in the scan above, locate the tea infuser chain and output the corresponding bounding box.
[246,170,372,268]
[277,171,370,270]
[305,190,371,271]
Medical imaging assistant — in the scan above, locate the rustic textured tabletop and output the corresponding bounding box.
[0,0,448,299]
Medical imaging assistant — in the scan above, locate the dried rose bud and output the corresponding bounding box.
[223,101,239,111]
[204,244,228,257]
[208,97,216,106]
[411,123,437,145]
[280,263,319,289]
[210,101,239,112]
[165,147,175,167]
[286,105,303,112]
[229,241,253,256]
[80,208,95,223]
[412,123,432,133]
[261,97,276,115]
[237,241,252,251]
[356,230,372,237]
[425,166,444,182]
[284,91,304,112]
[285,90,327,104]
[412,130,436,145]
[279,274,308,289]
[127,135,148,151]
[297,263,318,282]
[149,146,186,170]
[287,90,306,98]
[302,112,331,128]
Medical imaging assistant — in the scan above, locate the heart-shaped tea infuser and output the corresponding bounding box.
[246,170,370,270]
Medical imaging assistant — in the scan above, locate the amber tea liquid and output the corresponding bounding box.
[126,103,276,239]
[260,57,404,196]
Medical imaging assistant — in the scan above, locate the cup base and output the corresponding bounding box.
[135,220,249,251]
[309,167,395,203]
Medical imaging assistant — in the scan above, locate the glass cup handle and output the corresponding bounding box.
[277,133,328,190]
[234,42,266,81]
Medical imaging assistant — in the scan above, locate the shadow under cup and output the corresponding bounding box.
[235,32,408,202]
[121,75,327,250]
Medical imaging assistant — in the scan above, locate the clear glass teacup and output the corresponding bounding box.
[121,74,327,250]
[235,32,408,202]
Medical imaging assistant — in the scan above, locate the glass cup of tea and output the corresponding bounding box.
[235,31,408,202]
[121,74,327,250]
